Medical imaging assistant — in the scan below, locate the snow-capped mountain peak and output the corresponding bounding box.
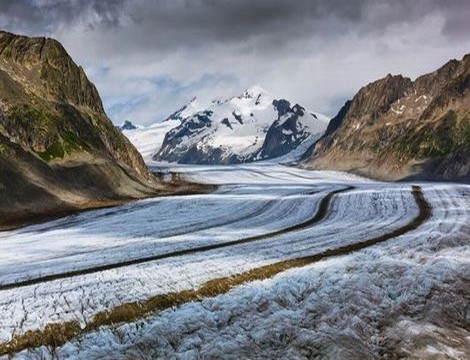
[241,85,270,98]
[121,86,330,165]
[152,86,330,164]
[162,96,203,122]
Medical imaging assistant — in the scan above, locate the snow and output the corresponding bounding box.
[178,97,204,119]
[185,86,329,158]
[0,165,468,358]
[125,86,330,164]
[163,96,205,122]
[122,119,180,162]
[121,95,211,163]
[43,224,469,359]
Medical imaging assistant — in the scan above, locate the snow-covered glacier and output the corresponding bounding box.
[0,164,468,358]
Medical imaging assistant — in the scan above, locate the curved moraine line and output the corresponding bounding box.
[0,187,349,291]
[154,188,319,239]
[40,187,321,261]
[0,186,431,356]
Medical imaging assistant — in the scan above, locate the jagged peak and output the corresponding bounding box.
[0,30,104,114]
[0,30,66,60]
[211,98,224,105]
[118,120,139,131]
[161,95,204,122]
[357,73,411,96]
[242,85,270,98]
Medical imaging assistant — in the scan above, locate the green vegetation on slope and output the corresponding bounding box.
[393,110,470,163]
[5,104,86,162]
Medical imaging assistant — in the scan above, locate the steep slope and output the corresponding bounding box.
[303,54,470,181]
[162,96,204,122]
[0,30,179,229]
[153,86,328,164]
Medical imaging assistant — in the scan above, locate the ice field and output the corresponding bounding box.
[0,164,468,358]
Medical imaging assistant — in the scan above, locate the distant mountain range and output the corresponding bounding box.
[124,86,329,164]
[302,54,469,181]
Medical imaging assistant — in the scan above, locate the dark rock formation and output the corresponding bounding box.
[118,120,137,131]
[259,103,311,159]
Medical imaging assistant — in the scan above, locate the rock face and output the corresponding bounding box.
[0,30,165,228]
[259,103,316,159]
[118,120,138,131]
[302,54,470,181]
[154,86,328,164]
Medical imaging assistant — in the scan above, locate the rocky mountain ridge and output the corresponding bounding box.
[302,54,470,181]
[0,30,197,229]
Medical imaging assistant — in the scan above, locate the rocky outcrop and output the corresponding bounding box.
[0,30,183,229]
[258,103,316,159]
[302,54,470,182]
[118,120,138,131]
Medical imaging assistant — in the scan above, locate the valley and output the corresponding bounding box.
[0,14,468,359]
[0,164,468,358]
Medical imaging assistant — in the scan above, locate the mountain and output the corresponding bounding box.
[153,86,329,164]
[120,97,207,163]
[121,119,181,163]
[118,120,139,131]
[162,96,204,122]
[302,54,470,181]
[0,30,179,229]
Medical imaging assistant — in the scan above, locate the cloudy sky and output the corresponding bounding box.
[0,0,469,125]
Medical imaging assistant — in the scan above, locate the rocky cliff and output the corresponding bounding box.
[0,30,179,229]
[302,54,470,181]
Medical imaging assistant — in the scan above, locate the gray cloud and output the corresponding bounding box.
[0,0,125,31]
[3,1,468,42]
[0,0,469,124]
